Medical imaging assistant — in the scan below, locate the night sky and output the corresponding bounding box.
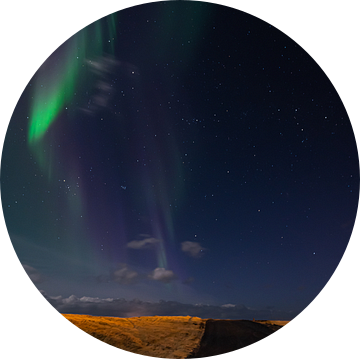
[1,1,359,321]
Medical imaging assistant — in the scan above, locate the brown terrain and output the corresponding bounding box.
[63,314,289,358]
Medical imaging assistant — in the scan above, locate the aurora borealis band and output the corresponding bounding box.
[1,0,359,322]
[28,13,118,144]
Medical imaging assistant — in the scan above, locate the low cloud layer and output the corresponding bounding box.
[181,241,205,258]
[41,291,296,320]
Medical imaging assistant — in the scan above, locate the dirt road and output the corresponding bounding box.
[188,319,278,357]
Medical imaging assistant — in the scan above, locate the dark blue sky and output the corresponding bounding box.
[1,0,359,325]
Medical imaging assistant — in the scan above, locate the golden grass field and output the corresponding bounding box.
[63,314,207,358]
[63,314,289,358]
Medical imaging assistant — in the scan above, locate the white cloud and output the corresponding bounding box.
[79,297,114,303]
[127,237,162,249]
[85,55,121,75]
[221,304,236,308]
[63,295,79,304]
[181,241,206,258]
[148,267,176,283]
[113,265,138,284]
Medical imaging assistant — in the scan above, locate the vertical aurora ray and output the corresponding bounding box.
[131,1,210,265]
[135,112,187,274]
